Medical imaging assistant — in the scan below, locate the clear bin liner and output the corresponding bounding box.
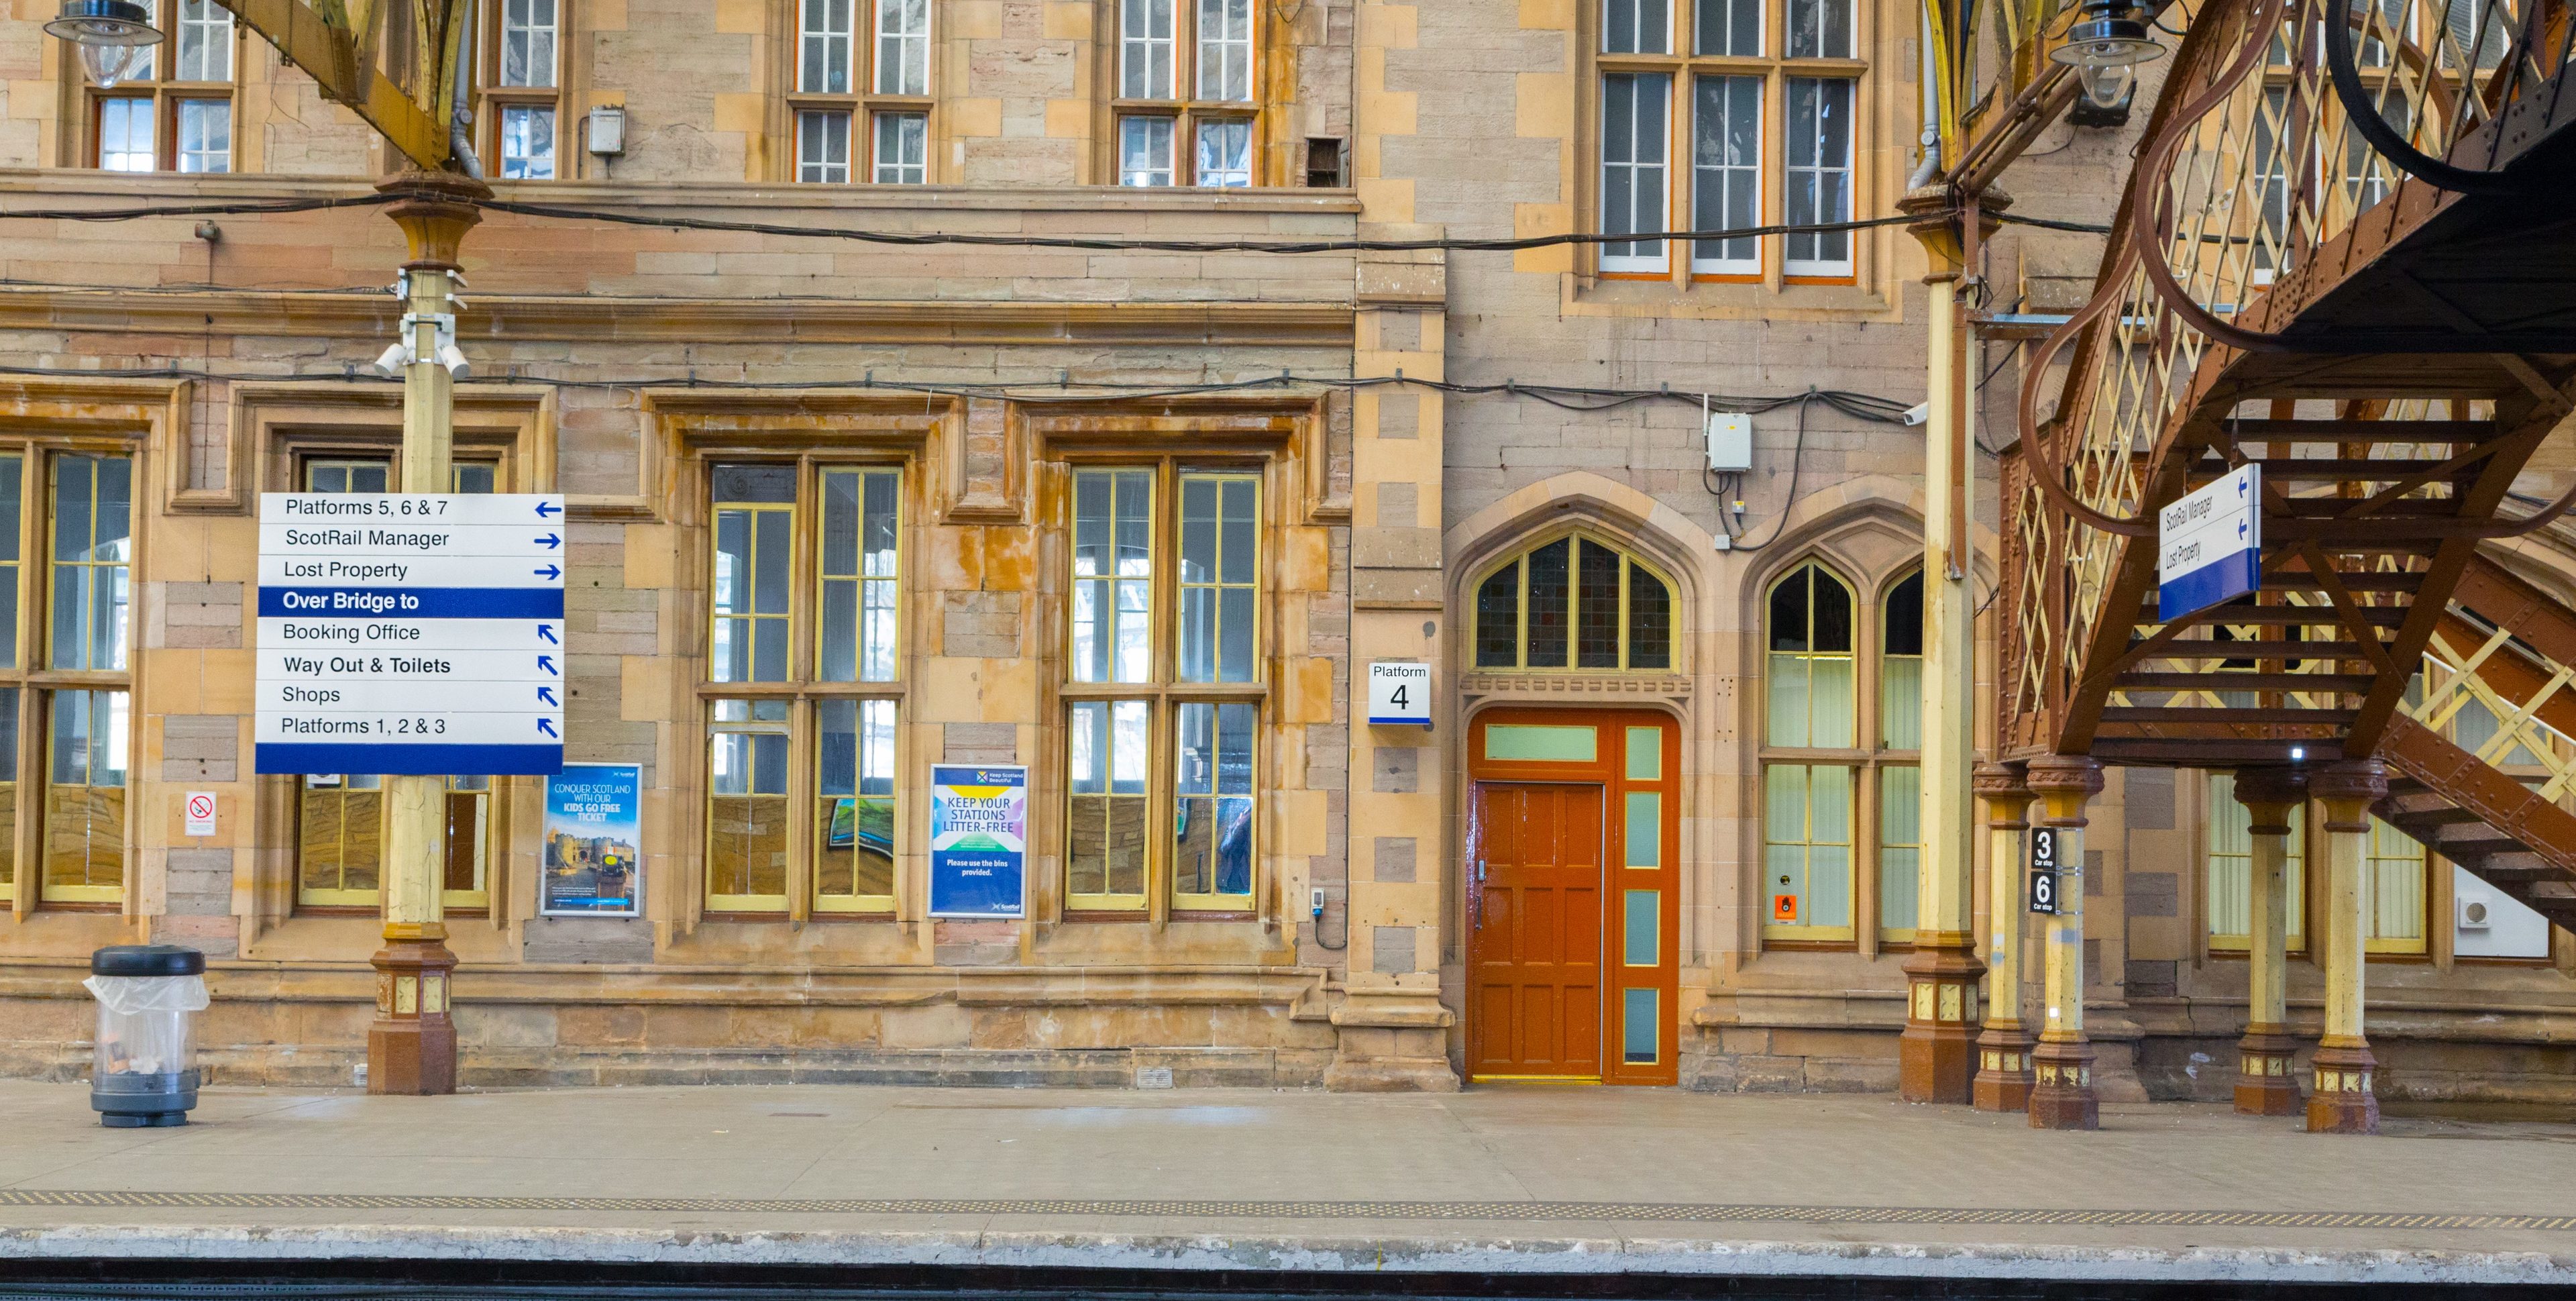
[84,974,209,1078]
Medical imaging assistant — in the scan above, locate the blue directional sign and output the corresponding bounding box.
[2157,464,2262,623]
[255,494,568,776]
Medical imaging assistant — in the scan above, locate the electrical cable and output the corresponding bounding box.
[1715,389,1820,552]
[0,358,1921,420]
[0,193,398,221]
[472,200,1931,254]
[0,189,2109,246]
[2322,0,2548,196]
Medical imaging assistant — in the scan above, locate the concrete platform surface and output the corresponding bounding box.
[2,1080,2575,1286]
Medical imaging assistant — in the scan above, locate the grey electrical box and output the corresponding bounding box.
[1706,411,1753,472]
[588,107,627,156]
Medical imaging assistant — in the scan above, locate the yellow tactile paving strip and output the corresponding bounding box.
[0,1190,2567,1231]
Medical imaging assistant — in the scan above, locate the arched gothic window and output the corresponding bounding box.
[1760,559,1930,946]
[1472,533,1676,671]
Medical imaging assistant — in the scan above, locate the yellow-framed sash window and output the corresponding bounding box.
[303,458,388,494]
[43,688,127,904]
[2206,771,2307,951]
[1061,458,1271,915]
[1880,570,1922,749]
[1071,468,1154,684]
[0,457,17,896]
[1760,560,1860,943]
[1763,762,1854,939]
[814,697,897,913]
[1765,561,1853,749]
[1470,533,1675,672]
[711,464,796,684]
[0,455,19,674]
[0,688,17,894]
[298,774,383,906]
[292,774,490,910]
[1176,472,1258,684]
[50,454,131,675]
[1066,698,1150,910]
[1171,700,1254,910]
[441,776,491,910]
[707,698,792,912]
[2365,815,2427,955]
[291,457,497,913]
[38,452,131,906]
[818,467,901,683]
[699,458,910,918]
[1877,764,1919,943]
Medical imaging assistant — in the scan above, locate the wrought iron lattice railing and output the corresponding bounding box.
[2000,0,2574,760]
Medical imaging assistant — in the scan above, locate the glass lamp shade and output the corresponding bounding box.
[80,41,146,87]
[2049,3,2163,70]
[45,0,162,89]
[2078,60,2137,109]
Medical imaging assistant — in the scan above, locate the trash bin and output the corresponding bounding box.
[84,945,209,1128]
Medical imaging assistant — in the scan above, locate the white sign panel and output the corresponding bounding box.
[1368,661,1432,727]
[182,791,217,838]
[256,493,568,776]
[2157,464,2261,623]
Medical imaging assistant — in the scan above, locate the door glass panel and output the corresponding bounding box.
[1622,986,1658,1063]
[1625,725,1660,780]
[1623,888,1658,966]
[1623,791,1659,867]
[1483,723,1595,762]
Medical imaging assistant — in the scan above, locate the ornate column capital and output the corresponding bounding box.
[2232,765,2309,811]
[1975,760,2033,823]
[2311,758,2389,830]
[376,170,492,271]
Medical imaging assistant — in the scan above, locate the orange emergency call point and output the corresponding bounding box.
[1772,894,1798,923]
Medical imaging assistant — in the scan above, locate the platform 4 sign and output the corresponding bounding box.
[254,493,568,776]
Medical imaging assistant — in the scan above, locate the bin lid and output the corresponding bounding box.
[91,945,205,977]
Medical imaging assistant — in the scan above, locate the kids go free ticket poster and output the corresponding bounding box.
[541,764,643,917]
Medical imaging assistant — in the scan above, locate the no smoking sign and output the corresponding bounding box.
[183,791,218,838]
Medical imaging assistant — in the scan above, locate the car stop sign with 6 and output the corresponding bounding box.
[254,493,568,776]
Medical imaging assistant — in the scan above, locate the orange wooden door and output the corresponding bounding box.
[1466,782,1605,1080]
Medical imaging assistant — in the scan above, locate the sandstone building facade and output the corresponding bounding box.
[0,0,2569,1101]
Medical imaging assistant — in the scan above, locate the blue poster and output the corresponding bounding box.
[541,764,643,917]
[929,764,1028,918]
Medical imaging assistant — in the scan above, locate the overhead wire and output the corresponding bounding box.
[0,358,1919,420]
[0,190,2112,248]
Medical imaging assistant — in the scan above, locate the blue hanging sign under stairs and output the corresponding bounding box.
[2157,464,2262,625]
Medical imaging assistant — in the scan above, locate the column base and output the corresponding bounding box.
[2306,1041,2378,1135]
[368,938,458,1096]
[1972,1023,2035,1112]
[1325,996,1460,1093]
[2027,1037,2098,1130]
[2234,1029,2301,1116]
[1898,943,1986,1104]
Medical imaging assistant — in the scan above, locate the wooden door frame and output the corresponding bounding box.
[1465,706,1682,1086]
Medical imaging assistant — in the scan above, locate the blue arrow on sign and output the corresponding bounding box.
[538,655,558,676]
[535,501,561,517]
[537,719,559,738]
[535,533,561,549]
[533,564,561,580]
[537,625,559,644]
[537,686,559,705]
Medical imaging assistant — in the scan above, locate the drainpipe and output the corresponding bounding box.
[449,0,485,178]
